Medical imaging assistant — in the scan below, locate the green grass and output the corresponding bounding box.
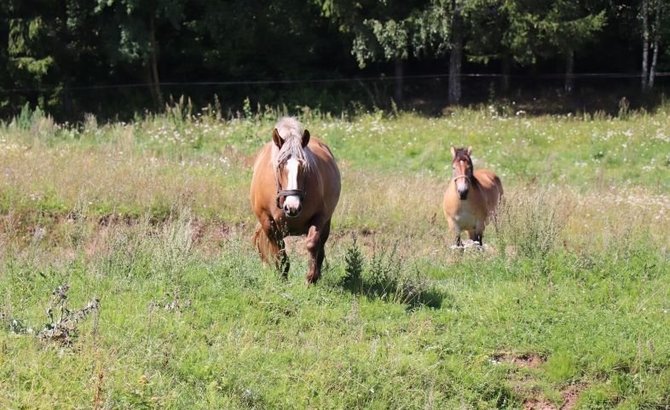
[0,105,669,408]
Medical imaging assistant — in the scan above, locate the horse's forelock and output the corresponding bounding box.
[452,148,472,165]
[272,117,314,170]
[274,117,304,141]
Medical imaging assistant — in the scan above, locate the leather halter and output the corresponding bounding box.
[275,163,306,209]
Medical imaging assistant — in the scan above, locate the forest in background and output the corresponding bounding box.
[0,0,669,120]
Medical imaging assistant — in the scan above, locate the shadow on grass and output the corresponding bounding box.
[338,273,449,310]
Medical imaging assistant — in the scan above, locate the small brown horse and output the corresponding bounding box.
[443,146,503,247]
[250,117,341,283]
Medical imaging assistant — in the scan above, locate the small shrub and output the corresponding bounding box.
[342,235,364,294]
[367,239,403,300]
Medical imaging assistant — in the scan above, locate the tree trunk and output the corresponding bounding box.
[394,58,403,105]
[564,48,575,94]
[641,0,650,91]
[501,53,511,94]
[448,0,463,105]
[649,0,661,89]
[148,14,163,107]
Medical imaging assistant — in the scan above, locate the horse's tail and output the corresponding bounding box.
[491,175,504,233]
[493,174,504,201]
[253,224,273,263]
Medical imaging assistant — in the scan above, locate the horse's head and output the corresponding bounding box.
[450,146,474,200]
[272,124,311,218]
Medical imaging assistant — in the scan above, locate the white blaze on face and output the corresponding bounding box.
[283,157,302,211]
[455,160,469,193]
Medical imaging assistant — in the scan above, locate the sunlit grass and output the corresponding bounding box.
[0,105,669,408]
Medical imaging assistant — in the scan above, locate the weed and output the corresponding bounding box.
[496,186,568,260]
[618,96,630,119]
[38,284,100,346]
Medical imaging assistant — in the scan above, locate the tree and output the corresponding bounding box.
[465,1,605,95]
[94,0,186,107]
[412,0,462,104]
[536,0,606,93]
[3,0,105,115]
[465,0,550,93]
[640,0,668,91]
[315,0,428,105]
[5,1,61,110]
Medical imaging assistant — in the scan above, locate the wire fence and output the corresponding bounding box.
[2,72,669,93]
[1,72,668,120]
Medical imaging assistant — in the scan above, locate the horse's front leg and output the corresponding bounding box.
[472,232,483,246]
[275,236,289,278]
[447,218,462,247]
[305,217,328,284]
[260,215,290,278]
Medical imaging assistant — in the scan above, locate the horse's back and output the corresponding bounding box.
[307,137,341,214]
[249,142,275,214]
[474,169,503,212]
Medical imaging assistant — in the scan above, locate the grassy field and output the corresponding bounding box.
[0,103,669,409]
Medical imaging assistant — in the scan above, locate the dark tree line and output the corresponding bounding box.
[0,0,668,119]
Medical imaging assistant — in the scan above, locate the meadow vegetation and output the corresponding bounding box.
[0,102,669,408]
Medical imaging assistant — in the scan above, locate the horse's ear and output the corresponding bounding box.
[302,129,310,147]
[466,146,472,156]
[272,128,283,148]
[450,146,456,157]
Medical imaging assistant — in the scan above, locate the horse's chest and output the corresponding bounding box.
[273,210,313,236]
[445,196,484,229]
[452,206,478,229]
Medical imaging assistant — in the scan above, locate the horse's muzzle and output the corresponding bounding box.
[277,189,305,217]
[283,203,302,218]
[458,189,469,200]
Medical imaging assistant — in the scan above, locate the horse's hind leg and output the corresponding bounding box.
[255,218,290,278]
[253,224,271,262]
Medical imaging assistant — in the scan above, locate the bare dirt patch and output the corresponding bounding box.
[522,383,586,410]
[559,383,586,410]
[492,352,546,368]
[523,398,556,410]
[493,352,586,410]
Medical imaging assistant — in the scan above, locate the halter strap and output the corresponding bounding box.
[275,166,307,209]
[276,189,305,208]
[453,174,471,182]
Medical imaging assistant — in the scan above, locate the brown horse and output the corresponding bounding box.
[250,117,341,283]
[443,146,503,247]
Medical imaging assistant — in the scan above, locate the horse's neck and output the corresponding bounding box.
[470,173,480,188]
